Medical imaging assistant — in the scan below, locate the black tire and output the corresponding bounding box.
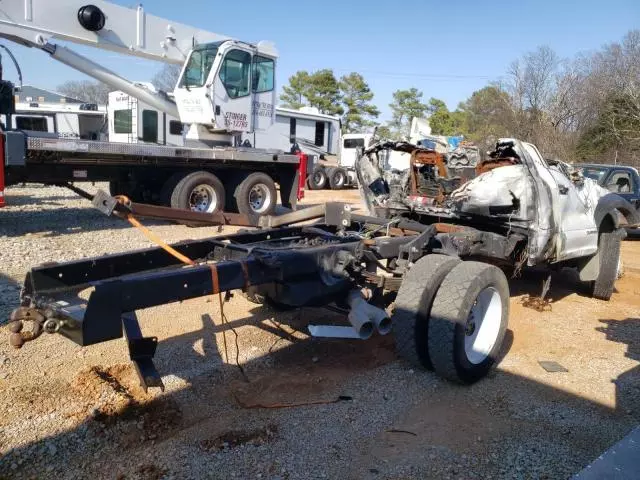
[392,254,461,370]
[170,171,225,213]
[591,229,622,300]
[427,262,509,384]
[234,172,277,216]
[159,173,186,207]
[328,167,348,190]
[243,288,266,305]
[308,166,327,190]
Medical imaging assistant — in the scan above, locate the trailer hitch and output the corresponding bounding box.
[8,307,46,348]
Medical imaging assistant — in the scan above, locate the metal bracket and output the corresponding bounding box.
[324,203,352,229]
[397,225,436,265]
[122,312,164,392]
[92,189,120,216]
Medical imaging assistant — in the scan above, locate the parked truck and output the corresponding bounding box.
[578,163,640,209]
[307,132,371,190]
[0,0,306,215]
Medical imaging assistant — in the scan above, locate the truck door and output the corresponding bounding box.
[251,55,276,132]
[212,46,254,133]
[549,167,600,261]
[521,143,599,262]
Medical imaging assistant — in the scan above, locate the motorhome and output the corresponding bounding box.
[107,90,341,156]
[1,101,107,140]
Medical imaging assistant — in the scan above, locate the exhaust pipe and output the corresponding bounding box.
[346,290,392,335]
[307,290,391,340]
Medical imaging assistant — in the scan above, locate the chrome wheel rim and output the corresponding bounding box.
[248,184,272,214]
[189,184,217,213]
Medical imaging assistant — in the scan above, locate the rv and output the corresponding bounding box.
[1,101,107,140]
[107,85,184,146]
[107,90,341,156]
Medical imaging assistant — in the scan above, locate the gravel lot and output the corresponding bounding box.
[0,183,639,480]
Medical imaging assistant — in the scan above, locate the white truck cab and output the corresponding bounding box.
[341,133,373,170]
[173,40,278,146]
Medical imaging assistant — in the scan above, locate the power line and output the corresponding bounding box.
[310,67,492,80]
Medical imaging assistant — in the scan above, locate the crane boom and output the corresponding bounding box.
[0,0,279,145]
[0,0,232,64]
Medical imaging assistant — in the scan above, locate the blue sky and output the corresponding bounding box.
[3,0,639,121]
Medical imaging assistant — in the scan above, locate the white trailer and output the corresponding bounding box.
[1,101,107,140]
[107,87,184,146]
[107,91,340,155]
[255,106,340,156]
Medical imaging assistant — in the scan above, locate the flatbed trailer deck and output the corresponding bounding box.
[1,131,304,212]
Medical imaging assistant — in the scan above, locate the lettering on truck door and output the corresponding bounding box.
[214,47,254,133]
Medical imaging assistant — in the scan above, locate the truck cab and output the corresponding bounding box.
[173,40,278,146]
[341,133,372,170]
[579,164,640,209]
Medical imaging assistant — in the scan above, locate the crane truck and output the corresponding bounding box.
[0,0,305,215]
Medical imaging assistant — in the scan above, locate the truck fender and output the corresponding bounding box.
[594,193,640,228]
[578,194,633,282]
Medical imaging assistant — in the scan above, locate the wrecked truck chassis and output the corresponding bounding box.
[9,201,527,390]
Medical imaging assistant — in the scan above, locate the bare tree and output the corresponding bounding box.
[461,30,639,163]
[575,30,640,164]
[152,64,181,92]
[57,80,110,104]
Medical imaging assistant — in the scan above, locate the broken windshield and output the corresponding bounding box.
[179,43,221,88]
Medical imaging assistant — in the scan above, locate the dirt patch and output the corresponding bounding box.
[116,464,169,480]
[200,424,278,451]
[232,372,344,408]
[381,392,514,456]
[70,364,153,419]
[70,364,182,444]
[611,274,640,308]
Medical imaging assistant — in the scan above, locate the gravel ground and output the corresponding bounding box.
[0,183,639,480]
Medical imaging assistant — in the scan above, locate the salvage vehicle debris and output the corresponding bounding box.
[7,138,640,392]
[538,361,569,373]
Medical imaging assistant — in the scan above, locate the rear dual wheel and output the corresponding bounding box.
[307,166,327,190]
[392,256,509,384]
[161,170,277,219]
[234,172,277,216]
[169,171,225,213]
[328,167,348,190]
